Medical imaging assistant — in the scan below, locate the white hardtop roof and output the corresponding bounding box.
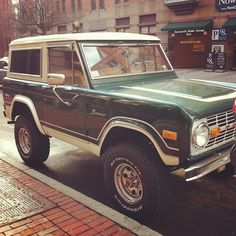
[10,32,160,46]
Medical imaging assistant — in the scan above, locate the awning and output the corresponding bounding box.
[162,20,212,32]
[223,17,236,29]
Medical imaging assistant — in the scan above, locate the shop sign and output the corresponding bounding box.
[215,52,226,71]
[212,28,228,41]
[215,0,236,12]
[174,29,205,34]
[206,53,215,71]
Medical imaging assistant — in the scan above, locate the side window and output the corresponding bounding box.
[48,46,86,87]
[10,49,41,75]
[49,47,73,85]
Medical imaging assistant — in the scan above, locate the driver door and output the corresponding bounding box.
[41,43,88,137]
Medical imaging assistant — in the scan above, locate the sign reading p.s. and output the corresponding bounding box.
[212,28,228,41]
[215,0,236,12]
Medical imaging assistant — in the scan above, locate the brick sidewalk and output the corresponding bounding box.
[0,160,134,236]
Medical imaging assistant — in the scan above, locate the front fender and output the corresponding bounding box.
[98,116,180,166]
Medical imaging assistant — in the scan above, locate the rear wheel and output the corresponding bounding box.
[14,115,50,166]
[104,142,170,219]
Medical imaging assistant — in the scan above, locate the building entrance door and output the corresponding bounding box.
[233,47,236,69]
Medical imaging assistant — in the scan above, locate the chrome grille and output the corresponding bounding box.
[205,110,236,148]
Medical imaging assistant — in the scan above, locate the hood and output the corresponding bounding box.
[105,78,236,118]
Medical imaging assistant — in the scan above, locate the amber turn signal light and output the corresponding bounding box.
[210,127,221,138]
[162,130,177,141]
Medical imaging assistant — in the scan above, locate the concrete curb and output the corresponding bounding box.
[0,153,162,236]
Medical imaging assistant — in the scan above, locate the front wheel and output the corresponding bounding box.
[14,115,50,166]
[104,142,170,219]
[209,163,235,178]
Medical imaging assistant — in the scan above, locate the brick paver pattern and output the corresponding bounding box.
[0,160,134,236]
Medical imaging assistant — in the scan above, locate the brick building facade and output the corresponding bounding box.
[0,0,236,69]
[0,0,15,57]
[50,0,236,70]
[162,0,236,70]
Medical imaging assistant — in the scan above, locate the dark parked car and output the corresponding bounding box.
[0,57,8,85]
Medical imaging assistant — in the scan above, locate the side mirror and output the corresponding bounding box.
[47,73,65,85]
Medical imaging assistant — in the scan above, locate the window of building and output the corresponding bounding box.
[77,0,82,11]
[116,17,130,32]
[115,0,120,6]
[91,0,96,11]
[3,0,7,11]
[139,14,156,36]
[124,0,129,5]
[61,0,66,14]
[10,49,41,75]
[57,25,67,33]
[71,0,75,12]
[49,46,86,87]
[140,25,156,35]
[99,0,105,9]
[56,0,60,14]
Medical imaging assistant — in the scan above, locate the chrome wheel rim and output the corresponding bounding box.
[19,128,32,155]
[114,163,143,204]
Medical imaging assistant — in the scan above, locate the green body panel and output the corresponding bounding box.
[3,71,236,166]
[94,74,235,119]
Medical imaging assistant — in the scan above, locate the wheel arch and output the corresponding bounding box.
[10,95,46,135]
[99,118,179,166]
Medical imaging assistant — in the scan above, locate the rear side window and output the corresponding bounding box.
[10,49,41,75]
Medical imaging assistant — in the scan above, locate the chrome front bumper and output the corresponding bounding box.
[185,148,231,182]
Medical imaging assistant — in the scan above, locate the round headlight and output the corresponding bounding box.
[193,123,209,148]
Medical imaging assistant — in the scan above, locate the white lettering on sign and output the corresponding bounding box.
[216,0,236,11]
[212,29,220,40]
[218,0,236,5]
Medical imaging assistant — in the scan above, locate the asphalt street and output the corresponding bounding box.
[1,70,236,235]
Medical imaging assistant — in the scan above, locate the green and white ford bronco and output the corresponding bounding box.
[2,32,236,218]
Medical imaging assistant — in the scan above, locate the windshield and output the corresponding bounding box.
[82,44,172,79]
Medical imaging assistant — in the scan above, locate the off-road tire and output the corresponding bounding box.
[103,142,170,220]
[14,115,50,166]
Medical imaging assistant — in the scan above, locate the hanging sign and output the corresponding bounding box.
[215,0,236,12]
[212,28,228,41]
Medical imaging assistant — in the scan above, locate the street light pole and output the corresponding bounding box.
[73,20,81,33]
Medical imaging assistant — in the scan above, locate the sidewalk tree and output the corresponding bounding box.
[10,0,54,35]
